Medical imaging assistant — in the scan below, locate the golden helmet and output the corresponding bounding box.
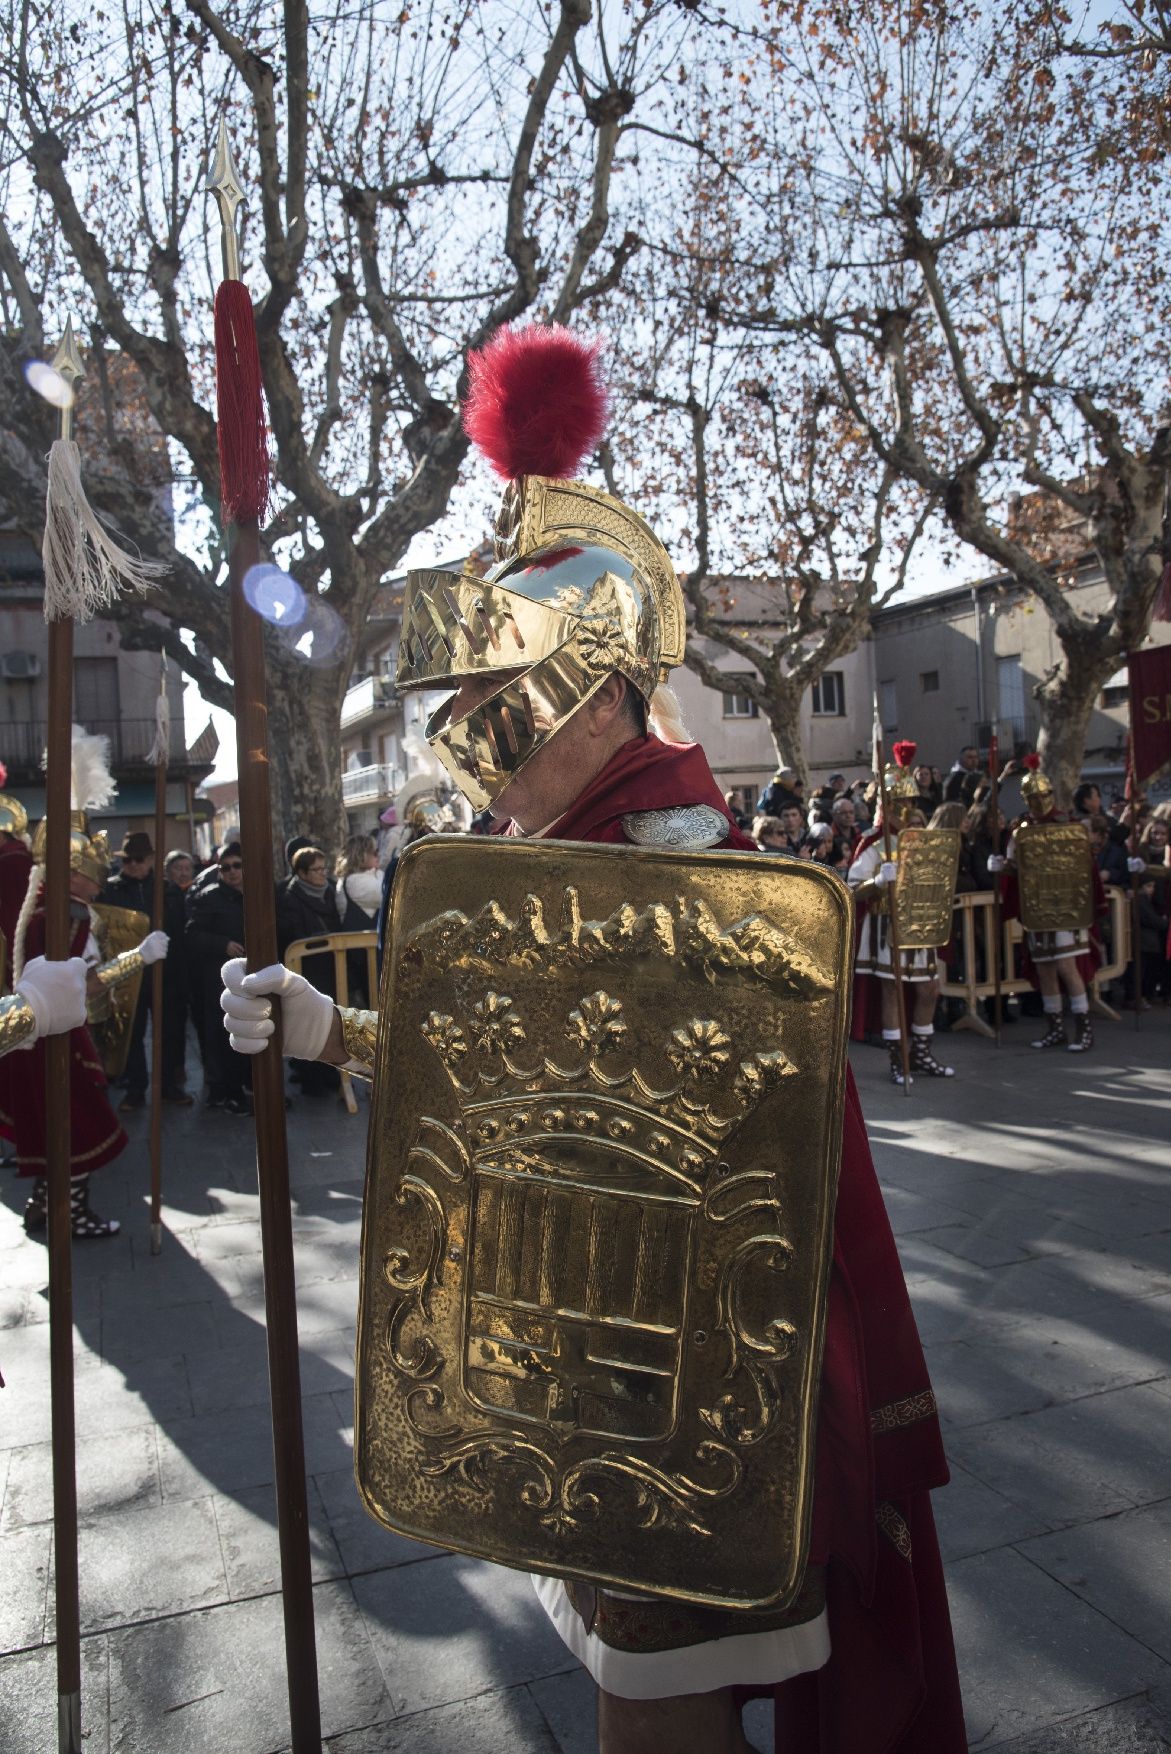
[884,740,920,804]
[396,327,685,812]
[1021,754,1054,810]
[31,812,111,887]
[0,788,28,842]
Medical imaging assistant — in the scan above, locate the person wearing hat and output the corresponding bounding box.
[990,755,1109,1052]
[0,734,168,1237]
[101,831,156,1111]
[222,326,965,1754]
[756,766,801,818]
[848,740,955,1084]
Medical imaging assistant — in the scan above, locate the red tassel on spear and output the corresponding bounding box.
[208,119,322,1753]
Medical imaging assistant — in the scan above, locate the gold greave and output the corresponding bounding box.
[0,992,38,1055]
[338,1006,378,1077]
[92,948,146,992]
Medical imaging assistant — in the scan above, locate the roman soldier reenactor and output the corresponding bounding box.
[847,740,955,1084]
[220,326,965,1754]
[991,754,1106,1053]
[0,735,169,1236]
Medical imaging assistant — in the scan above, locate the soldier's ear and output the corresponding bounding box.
[585,672,630,734]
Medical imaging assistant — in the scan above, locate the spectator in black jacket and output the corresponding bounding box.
[276,846,341,1097]
[185,843,251,1113]
[101,832,156,1112]
[943,747,983,807]
[1087,814,1130,888]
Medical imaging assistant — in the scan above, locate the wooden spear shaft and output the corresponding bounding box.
[876,756,913,1097]
[149,663,167,1253]
[989,735,1003,1046]
[44,323,84,1754]
[1127,744,1142,1032]
[211,121,322,1752]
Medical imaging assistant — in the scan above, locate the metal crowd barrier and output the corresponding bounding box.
[938,886,1130,1035]
[284,930,378,1114]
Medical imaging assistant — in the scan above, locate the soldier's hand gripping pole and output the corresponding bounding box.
[209,119,322,1752]
[43,322,83,1754]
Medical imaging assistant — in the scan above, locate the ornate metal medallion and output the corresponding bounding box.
[894,827,962,950]
[356,836,852,1609]
[621,805,728,851]
[88,901,148,1076]
[1015,821,1094,932]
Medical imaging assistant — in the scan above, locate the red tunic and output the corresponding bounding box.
[518,736,966,1754]
[0,849,127,1178]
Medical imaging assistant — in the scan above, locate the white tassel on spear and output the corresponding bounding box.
[41,319,166,622]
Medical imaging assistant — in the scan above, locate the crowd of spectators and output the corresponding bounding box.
[732,749,1171,1009]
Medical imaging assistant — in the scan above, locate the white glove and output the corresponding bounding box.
[986,854,1006,874]
[874,861,898,887]
[14,956,88,1040]
[138,931,169,965]
[220,958,335,1060]
[1127,857,1146,875]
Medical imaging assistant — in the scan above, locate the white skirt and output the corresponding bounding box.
[531,1574,831,1701]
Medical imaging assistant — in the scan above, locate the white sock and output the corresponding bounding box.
[882,1029,901,1042]
[912,1024,933,1037]
[1070,994,1089,1015]
[1042,995,1062,1015]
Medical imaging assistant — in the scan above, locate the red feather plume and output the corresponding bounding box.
[892,739,917,767]
[1023,753,1042,770]
[0,761,7,789]
[462,324,609,480]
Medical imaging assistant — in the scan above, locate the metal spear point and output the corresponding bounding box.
[209,117,244,283]
[50,317,84,444]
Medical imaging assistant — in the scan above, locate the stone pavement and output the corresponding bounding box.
[1,1010,1169,1753]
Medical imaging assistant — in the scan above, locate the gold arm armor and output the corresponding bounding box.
[338,1007,378,1077]
[356,834,853,1612]
[90,947,146,995]
[0,991,38,1055]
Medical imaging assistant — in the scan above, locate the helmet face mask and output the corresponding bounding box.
[398,477,685,813]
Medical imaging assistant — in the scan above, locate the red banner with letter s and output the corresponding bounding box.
[1129,645,1171,782]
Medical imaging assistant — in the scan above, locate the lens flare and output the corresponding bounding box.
[274,593,347,669]
[242,563,306,628]
[24,361,74,410]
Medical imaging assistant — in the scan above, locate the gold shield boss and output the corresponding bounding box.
[356,837,851,1609]
[396,476,687,812]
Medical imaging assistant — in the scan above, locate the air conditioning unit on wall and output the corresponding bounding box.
[0,652,41,680]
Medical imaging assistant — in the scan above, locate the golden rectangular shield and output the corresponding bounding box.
[895,828,962,950]
[355,837,852,1609]
[1015,821,1094,932]
[88,901,148,1077]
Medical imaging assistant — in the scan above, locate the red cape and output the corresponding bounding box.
[505,737,966,1754]
[0,851,127,1178]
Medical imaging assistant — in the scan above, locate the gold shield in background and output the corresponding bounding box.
[895,827,962,950]
[88,901,148,1077]
[1015,821,1094,932]
[356,837,852,1611]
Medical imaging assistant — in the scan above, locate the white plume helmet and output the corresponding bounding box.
[648,682,691,745]
[39,724,116,811]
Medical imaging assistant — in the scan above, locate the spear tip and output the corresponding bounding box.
[50,318,85,389]
[209,117,244,208]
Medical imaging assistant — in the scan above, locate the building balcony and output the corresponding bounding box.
[342,762,402,805]
[340,674,396,730]
[0,718,202,783]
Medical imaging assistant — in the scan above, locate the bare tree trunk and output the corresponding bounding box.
[760,681,809,789]
[264,657,351,860]
[1035,632,1120,814]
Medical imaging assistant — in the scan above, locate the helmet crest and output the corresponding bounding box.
[463,324,609,481]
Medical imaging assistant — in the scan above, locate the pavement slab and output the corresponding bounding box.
[0,1012,1168,1752]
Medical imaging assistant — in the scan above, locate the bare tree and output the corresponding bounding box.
[660,0,1171,805]
[0,0,693,847]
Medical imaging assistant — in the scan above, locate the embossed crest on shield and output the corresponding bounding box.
[355,838,851,1610]
[894,828,962,950]
[88,901,148,1077]
[1015,821,1094,933]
